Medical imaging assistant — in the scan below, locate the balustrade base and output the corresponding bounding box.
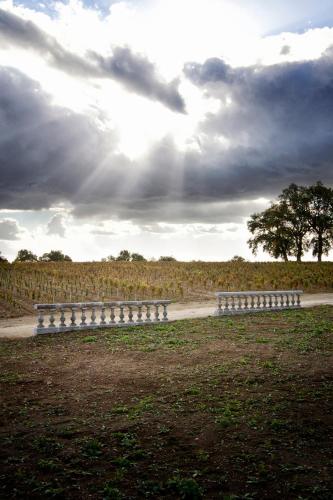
[35,319,167,335]
[215,305,301,316]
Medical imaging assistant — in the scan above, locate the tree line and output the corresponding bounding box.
[247,182,333,262]
[102,250,177,262]
[0,249,177,263]
[12,250,72,262]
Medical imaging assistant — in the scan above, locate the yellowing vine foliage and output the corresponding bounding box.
[0,261,332,317]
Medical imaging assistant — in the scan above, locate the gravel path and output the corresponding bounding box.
[0,293,332,339]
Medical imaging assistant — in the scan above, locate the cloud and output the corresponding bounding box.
[1,44,333,228]
[280,44,290,55]
[184,58,232,86]
[91,229,116,236]
[0,8,185,112]
[184,51,333,153]
[90,47,185,113]
[183,50,333,191]
[47,213,66,237]
[0,218,22,240]
[142,223,177,234]
[0,66,120,210]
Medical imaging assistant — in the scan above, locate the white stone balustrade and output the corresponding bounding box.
[34,300,171,334]
[215,290,303,316]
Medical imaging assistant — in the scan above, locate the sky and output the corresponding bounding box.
[0,0,333,261]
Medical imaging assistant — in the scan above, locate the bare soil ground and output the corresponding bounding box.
[0,306,332,499]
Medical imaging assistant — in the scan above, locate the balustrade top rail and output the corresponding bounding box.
[34,300,169,310]
[34,300,171,335]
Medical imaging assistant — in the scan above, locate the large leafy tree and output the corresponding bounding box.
[14,249,38,262]
[305,182,333,262]
[278,184,310,262]
[248,182,333,261]
[247,203,295,261]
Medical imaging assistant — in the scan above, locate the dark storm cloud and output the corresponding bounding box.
[91,47,185,113]
[183,51,333,194]
[0,8,95,76]
[183,58,232,86]
[0,68,269,224]
[0,8,185,112]
[2,43,333,225]
[0,66,122,210]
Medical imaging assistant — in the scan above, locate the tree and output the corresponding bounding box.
[278,184,310,262]
[247,203,295,261]
[131,253,146,261]
[103,251,146,261]
[159,256,177,261]
[248,182,333,262]
[39,250,72,262]
[229,256,246,262]
[305,182,333,262]
[14,249,38,262]
[116,250,131,261]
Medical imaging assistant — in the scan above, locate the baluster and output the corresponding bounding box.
[100,306,106,325]
[109,306,116,324]
[231,295,236,312]
[154,304,160,321]
[225,297,230,312]
[257,294,261,309]
[274,294,279,308]
[291,293,295,307]
[286,294,290,308]
[128,305,134,323]
[238,295,242,311]
[280,294,284,308]
[268,295,273,309]
[60,308,66,328]
[263,295,267,309]
[296,293,301,307]
[250,295,255,310]
[80,307,87,326]
[244,295,248,310]
[137,304,143,322]
[145,305,151,322]
[90,306,97,325]
[37,310,44,329]
[119,305,125,323]
[162,303,168,321]
[49,309,56,328]
[70,307,76,327]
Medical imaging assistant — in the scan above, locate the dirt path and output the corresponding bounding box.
[0,293,332,339]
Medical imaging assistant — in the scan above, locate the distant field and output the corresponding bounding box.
[0,261,332,318]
